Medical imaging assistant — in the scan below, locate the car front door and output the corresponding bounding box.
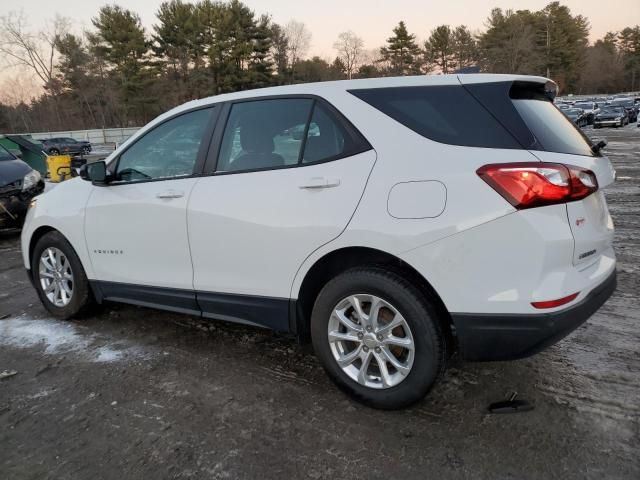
[84,106,217,312]
[187,97,375,330]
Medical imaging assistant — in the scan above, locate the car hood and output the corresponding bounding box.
[0,159,31,188]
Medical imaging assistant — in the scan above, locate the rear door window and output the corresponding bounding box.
[349,85,521,149]
[217,99,313,172]
[216,98,371,172]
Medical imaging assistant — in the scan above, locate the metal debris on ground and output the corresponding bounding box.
[489,392,534,414]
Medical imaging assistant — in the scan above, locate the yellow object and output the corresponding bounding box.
[46,155,72,183]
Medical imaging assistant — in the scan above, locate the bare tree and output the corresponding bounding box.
[284,19,311,75]
[333,31,364,79]
[0,11,71,92]
[0,73,39,131]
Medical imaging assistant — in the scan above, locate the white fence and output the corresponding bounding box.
[20,127,141,146]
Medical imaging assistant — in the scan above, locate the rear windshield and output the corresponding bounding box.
[349,86,520,149]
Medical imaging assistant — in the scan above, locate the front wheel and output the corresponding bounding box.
[311,267,447,409]
[32,231,95,319]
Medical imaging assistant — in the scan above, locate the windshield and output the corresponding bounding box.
[565,109,582,115]
[0,145,16,161]
[601,107,624,114]
[574,102,593,109]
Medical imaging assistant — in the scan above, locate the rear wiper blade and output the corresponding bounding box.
[591,139,607,154]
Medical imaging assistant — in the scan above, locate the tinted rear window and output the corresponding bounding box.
[350,86,520,149]
[510,83,594,157]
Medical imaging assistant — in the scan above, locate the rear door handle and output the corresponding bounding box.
[156,190,184,199]
[299,177,341,189]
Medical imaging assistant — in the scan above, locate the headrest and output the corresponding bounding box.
[240,121,275,153]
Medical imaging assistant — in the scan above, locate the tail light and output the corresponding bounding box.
[477,162,598,210]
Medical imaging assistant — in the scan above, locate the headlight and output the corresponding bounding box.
[22,170,41,191]
[615,117,621,121]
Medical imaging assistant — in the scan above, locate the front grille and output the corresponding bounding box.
[0,180,21,197]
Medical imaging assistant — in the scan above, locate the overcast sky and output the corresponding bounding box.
[10,0,640,58]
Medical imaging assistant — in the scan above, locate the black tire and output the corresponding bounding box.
[31,231,95,319]
[310,267,447,409]
[82,146,91,155]
[48,148,60,155]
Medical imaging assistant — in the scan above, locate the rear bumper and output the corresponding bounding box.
[451,268,617,361]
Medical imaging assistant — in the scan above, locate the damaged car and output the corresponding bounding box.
[0,145,45,228]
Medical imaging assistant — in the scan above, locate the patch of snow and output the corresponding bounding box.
[0,315,149,364]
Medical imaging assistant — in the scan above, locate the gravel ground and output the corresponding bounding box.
[1,126,639,479]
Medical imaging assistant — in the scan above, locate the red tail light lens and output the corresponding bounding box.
[477,162,598,209]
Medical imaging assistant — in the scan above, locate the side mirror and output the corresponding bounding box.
[80,161,108,184]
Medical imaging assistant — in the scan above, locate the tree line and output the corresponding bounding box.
[0,0,638,133]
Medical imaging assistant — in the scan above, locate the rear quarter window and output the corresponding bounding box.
[349,85,521,149]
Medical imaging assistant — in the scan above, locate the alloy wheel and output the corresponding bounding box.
[39,247,74,307]
[328,294,415,389]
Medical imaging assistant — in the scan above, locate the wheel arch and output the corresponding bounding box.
[28,225,59,270]
[292,246,454,348]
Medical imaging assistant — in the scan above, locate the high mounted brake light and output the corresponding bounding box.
[476,162,598,210]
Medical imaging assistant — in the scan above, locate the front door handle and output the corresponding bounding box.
[156,190,184,199]
[299,177,341,189]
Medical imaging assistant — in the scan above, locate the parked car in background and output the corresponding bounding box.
[610,98,638,123]
[0,145,44,228]
[555,101,573,110]
[41,137,92,156]
[22,75,617,409]
[573,101,600,124]
[593,106,629,128]
[563,107,588,127]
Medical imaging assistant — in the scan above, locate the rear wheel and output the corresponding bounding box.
[311,267,446,409]
[32,231,95,319]
[82,146,90,155]
[48,148,60,155]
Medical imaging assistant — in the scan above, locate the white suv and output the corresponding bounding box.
[21,75,617,409]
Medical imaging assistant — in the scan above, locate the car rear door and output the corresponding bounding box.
[187,96,375,330]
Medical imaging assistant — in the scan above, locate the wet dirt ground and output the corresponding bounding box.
[1,126,639,479]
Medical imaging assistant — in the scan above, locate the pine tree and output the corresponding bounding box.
[153,0,201,102]
[248,15,275,88]
[379,21,422,75]
[89,5,157,125]
[618,26,640,91]
[424,25,455,73]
